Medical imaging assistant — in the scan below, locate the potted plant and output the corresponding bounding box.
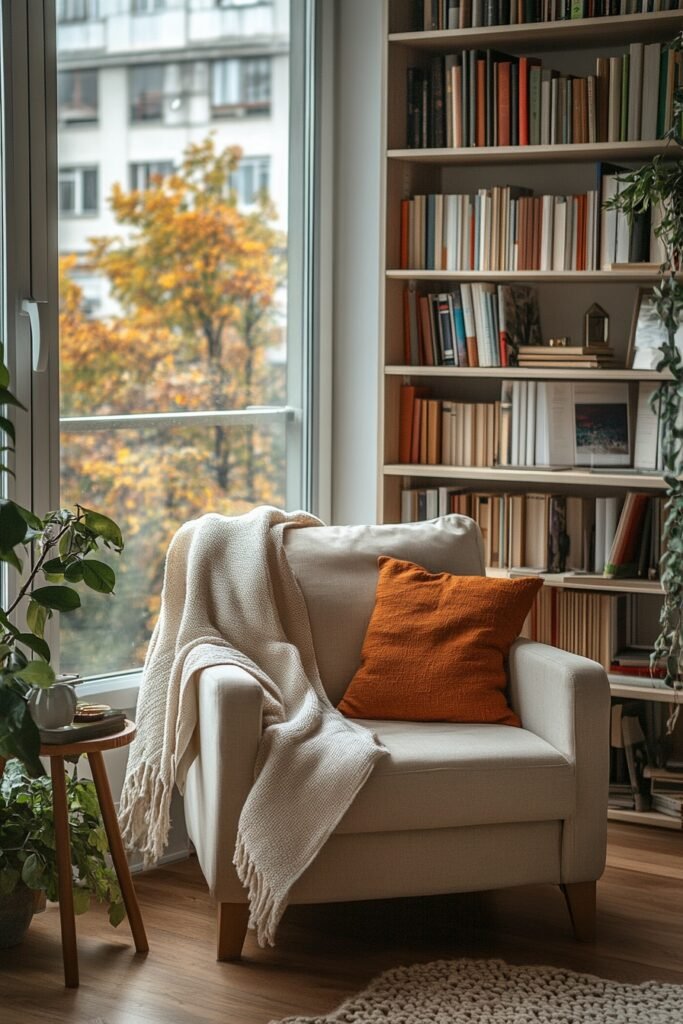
[605,32,683,704]
[0,344,126,941]
[0,759,124,948]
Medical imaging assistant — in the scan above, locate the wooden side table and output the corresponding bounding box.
[40,720,148,987]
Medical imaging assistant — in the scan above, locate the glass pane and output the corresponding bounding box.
[57,0,292,677]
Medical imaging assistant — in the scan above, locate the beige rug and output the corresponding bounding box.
[271,958,683,1023]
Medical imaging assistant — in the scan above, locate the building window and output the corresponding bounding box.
[216,0,273,6]
[230,156,270,206]
[129,161,174,190]
[130,66,165,123]
[58,167,98,216]
[211,58,271,117]
[58,70,98,124]
[132,0,167,12]
[57,0,98,22]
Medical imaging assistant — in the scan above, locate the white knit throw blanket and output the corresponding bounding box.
[118,506,386,946]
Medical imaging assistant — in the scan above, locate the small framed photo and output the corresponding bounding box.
[627,288,683,369]
[572,383,631,467]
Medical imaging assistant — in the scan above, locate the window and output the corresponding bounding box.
[132,0,167,12]
[130,65,165,123]
[230,156,270,206]
[129,161,174,191]
[211,57,271,116]
[4,0,320,685]
[58,166,98,215]
[58,69,98,124]
[217,0,272,6]
[57,0,98,22]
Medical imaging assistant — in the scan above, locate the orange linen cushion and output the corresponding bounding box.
[337,557,543,727]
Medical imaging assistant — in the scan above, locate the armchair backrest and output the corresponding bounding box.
[283,515,485,705]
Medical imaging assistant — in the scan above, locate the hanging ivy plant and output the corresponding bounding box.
[605,31,683,708]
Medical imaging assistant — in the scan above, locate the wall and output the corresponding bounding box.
[331,0,384,526]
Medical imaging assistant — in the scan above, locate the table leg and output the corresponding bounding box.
[88,751,149,954]
[50,756,79,988]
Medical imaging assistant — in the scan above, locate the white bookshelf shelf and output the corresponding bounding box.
[385,365,672,381]
[607,807,682,830]
[486,566,663,595]
[387,269,669,282]
[389,11,683,52]
[384,463,668,489]
[388,140,674,166]
[608,678,679,703]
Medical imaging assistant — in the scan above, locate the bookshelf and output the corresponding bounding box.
[380,0,683,830]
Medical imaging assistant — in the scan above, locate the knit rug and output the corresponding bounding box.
[271,958,683,1023]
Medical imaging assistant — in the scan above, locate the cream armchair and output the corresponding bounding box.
[182,515,610,959]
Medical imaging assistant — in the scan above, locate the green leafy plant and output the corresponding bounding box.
[0,758,124,925]
[0,347,124,775]
[605,31,683,704]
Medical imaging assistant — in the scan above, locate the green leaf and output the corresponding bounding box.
[0,388,26,411]
[0,643,11,661]
[0,687,42,776]
[64,561,84,583]
[26,600,48,639]
[73,888,91,915]
[0,363,9,389]
[82,560,115,594]
[0,500,28,548]
[15,661,56,688]
[42,557,68,576]
[16,633,51,663]
[30,586,81,613]
[15,505,43,531]
[108,901,126,927]
[82,509,124,551]
[0,416,15,444]
[0,867,20,896]
[0,547,22,572]
[20,852,44,890]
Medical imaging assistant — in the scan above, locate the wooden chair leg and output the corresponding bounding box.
[88,751,149,954]
[217,902,249,961]
[50,756,79,988]
[561,881,596,942]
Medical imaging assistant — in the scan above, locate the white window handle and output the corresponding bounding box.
[21,299,48,373]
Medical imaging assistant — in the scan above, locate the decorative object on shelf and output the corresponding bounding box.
[584,303,610,347]
[0,346,124,777]
[0,757,124,952]
[27,679,77,730]
[572,382,631,468]
[548,337,570,347]
[627,287,683,369]
[603,29,683,705]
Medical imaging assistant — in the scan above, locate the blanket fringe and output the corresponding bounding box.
[118,761,172,867]
[233,831,284,948]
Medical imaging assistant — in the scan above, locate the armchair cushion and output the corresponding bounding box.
[283,515,485,705]
[335,719,574,834]
[337,559,542,726]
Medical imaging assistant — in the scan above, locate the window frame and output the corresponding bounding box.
[58,164,98,216]
[129,64,165,124]
[57,67,98,124]
[210,56,271,118]
[129,160,174,191]
[56,0,98,23]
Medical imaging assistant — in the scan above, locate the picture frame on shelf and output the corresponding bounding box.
[627,288,683,370]
[572,382,631,467]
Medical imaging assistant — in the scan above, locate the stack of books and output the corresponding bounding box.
[406,43,681,149]
[644,766,683,822]
[516,344,615,368]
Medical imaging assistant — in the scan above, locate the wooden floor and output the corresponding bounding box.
[1,823,682,1024]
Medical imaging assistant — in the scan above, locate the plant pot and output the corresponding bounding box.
[0,883,34,949]
[28,681,77,729]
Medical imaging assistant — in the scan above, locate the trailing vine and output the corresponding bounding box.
[605,31,683,716]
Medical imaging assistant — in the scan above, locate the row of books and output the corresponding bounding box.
[402,282,534,366]
[600,165,666,266]
[400,487,665,577]
[400,187,601,271]
[406,43,680,150]
[418,0,683,31]
[399,381,662,471]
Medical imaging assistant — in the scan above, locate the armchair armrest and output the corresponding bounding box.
[182,664,263,898]
[508,638,611,884]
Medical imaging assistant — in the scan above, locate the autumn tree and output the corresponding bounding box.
[59,139,286,673]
